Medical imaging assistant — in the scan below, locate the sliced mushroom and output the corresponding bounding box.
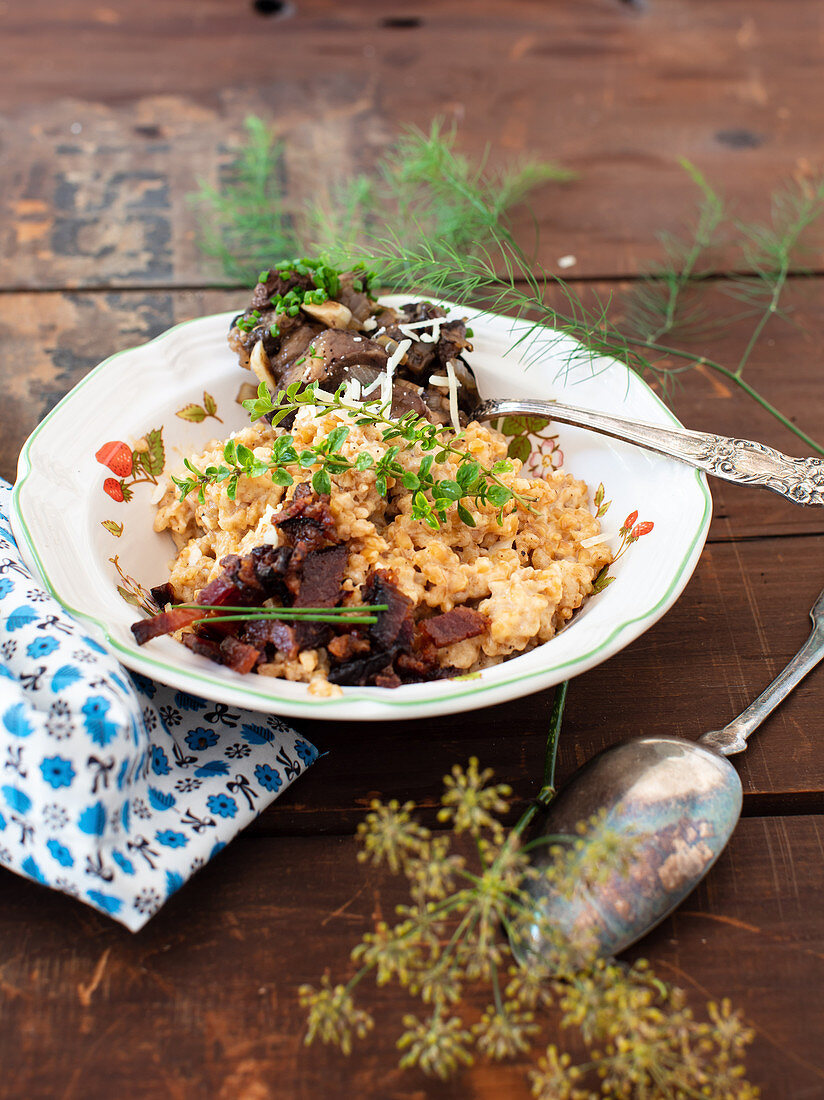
[249,340,279,392]
[301,300,354,329]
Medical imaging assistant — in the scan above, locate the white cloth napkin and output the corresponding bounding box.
[0,480,317,930]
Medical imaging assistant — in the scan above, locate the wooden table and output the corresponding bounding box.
[2,3,824,1097]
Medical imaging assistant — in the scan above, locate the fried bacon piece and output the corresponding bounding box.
[181,632,223,662]
[131,565,257,646]
[274,487,340,552]
[419,607,488,648]
[374,668,402,689]
[327,650,400,687]
[219,636,261,675]
[362,569,414,650]
[295,545,348,609]
[249,545,293,602]
[395,651,454,682]
[293,543,349,650]
[132,606,205,646]
[241,619,298,660]
[326,633,371,662]
[149,582,175,609]
[326,570,416,687]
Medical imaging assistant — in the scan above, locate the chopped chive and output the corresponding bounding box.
[191,613,379,626]
[179,603,389,615]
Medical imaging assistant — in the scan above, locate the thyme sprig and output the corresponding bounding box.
[172,381,534,530]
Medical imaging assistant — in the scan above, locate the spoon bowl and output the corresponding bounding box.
[517,583,824,960]
[518,737,742,958]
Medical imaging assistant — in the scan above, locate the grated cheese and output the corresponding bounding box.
[395,318,442,330]
[149,478,169,505]
[397,319,443,344]
[387,338,412,374]
[381,338,412,406]
[445,359,461,432]
[580,533,610,548]
[362,373,383,397]
[342,376,362,403]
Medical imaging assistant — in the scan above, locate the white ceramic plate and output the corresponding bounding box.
[12,300,711,721]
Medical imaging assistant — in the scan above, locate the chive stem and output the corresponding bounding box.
[192,613,378,625]
[178,603,388,614]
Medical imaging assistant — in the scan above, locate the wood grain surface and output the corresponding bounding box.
[2,2,824,1098]
[2,0,824,287]
[1,820,823,1100]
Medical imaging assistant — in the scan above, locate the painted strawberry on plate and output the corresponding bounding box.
[96,428,165,503]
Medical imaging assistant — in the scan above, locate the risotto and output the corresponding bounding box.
[147,408,611,695]
[132,260,612,694]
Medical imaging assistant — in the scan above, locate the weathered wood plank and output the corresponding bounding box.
[1,0,823,286]
[3,284,823,543]
[0,818,821,1099]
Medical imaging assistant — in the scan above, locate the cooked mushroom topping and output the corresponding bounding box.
[228,261,478,428]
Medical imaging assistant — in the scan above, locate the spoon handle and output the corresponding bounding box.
[700,586,824,755]
[472,398,824,506]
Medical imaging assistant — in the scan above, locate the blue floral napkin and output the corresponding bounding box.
[0,480,317,931]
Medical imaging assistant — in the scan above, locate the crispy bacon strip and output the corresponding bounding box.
[362,569,413,649]
[242,619,299,660]
[219,636,261,674]
[419,607,488,648]
[182,632,223,662]
[132,606,204,646]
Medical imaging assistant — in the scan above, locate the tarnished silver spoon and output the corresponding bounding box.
[471,397,824,505]
[517,583,824,959]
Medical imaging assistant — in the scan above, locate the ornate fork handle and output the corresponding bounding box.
[472,398,824,506]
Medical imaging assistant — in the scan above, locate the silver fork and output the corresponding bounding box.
[470,397,824,506]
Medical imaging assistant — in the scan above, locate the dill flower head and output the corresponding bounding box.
[298,975,374,1055]
[529,1046,586,1100]
[505,961,555,1011]
[397,1011,474,1079]
[351,920,421,988]
[473,1001,539,1060]
[301,756,758,1097]
[404,833,465,902]
[356,798,430,873]
[437,756,512,839]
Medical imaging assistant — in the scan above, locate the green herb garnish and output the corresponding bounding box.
[172,381,532,529]
[179,602,389,626]
[235,308,261,333]
[193,117,824,454]
[190,118,567,287]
